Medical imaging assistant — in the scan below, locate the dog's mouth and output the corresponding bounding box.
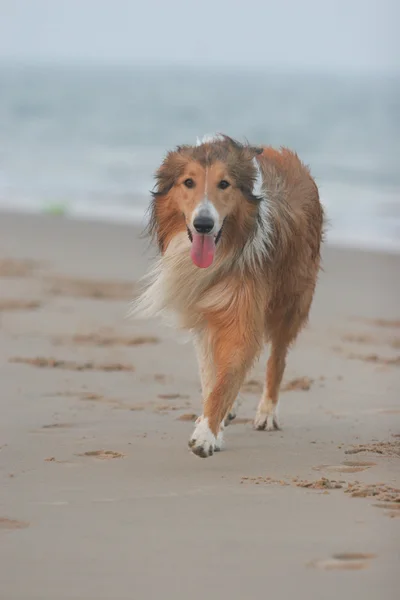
[186,223,224,269]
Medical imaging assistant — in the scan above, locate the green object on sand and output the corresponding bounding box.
[42,202,68,216]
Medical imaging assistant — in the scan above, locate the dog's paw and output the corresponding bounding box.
[224,411,236,426]
[224,398,241,426]
[214,427,224,452]
[188,417,223,458]
[254,410,280,431]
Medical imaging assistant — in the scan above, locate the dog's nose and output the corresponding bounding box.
[193,215,214,234]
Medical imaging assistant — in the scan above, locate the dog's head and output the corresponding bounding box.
[149,135,264,268]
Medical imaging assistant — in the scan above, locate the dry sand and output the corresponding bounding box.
[0,211,399,599]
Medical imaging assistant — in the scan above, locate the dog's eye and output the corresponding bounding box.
[218,180,230,190]
[183,178,195,189]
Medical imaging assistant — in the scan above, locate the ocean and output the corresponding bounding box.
[0,62,399,251]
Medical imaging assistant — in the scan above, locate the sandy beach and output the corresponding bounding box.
[0,211,399,599]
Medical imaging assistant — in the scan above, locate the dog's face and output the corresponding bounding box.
[173,159,251,268]
[151,136,263,268]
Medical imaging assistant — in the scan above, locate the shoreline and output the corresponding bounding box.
[1,205,400,256]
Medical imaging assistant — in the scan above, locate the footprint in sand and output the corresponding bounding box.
[312,462,374,474]
[0,300,41,311]
[9,357,135,372]
[177,413,198,422]
[341,460,377,467]
[0,258,41,277]
[55,333,160,347]
[77,450,125,460]
[42,423,76,430]
[309,553,376,571]
[345,441,400,457]
[157,393,190,400]
[373,502,400,517]
[0,518,29,531]
[46,276,135,300]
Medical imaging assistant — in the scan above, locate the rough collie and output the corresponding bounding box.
[132,134,324,458]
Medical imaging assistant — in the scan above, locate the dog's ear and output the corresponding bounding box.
[217,135,263,159]
[221,135,243,151]
[241,143,264,198]
[152,150,186,197]
[242,142,263,158]
[147,149,187,250]
[250,146,263,156]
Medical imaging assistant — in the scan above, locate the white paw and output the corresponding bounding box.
[254,409,280,431]
[215,426,224,452]
[188,417,223,458]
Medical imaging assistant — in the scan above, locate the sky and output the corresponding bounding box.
[0,0,398,71]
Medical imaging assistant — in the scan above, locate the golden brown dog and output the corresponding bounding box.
[132,134,324,457]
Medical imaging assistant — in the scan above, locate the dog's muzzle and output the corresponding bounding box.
[193,214,215,234]
[187,219,224,244]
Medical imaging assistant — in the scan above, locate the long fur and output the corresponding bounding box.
[131,135,324,456]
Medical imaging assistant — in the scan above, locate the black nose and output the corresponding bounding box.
[193,215,214,234]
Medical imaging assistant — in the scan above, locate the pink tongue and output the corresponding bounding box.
[190,233,216,268]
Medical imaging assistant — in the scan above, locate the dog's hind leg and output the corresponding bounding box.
[224,395,243,426]
[254,337,288,431]
[254,294,313,431]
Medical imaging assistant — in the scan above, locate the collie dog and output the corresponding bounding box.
[132,134,324,458]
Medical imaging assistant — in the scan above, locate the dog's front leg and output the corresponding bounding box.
[194,332,215,399]
[189,322,262,458]
[195,331,239,428]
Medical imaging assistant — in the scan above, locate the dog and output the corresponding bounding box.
[132,134,324,458]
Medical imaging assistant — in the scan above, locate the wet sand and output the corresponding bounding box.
[0,211,399,599]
